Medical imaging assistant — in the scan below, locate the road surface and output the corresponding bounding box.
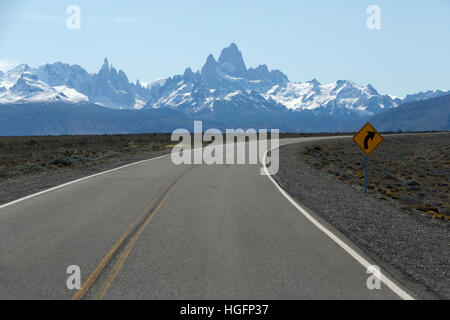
[0,137,413,300]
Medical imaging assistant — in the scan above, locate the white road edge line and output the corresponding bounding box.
[0,153,171,210]
[0,137,417,299]
[263,145,415,300]
[0,144,212,211]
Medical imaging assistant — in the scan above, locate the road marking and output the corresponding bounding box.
[0,134,440,212]
[262,146,415,300]
[71,171,188,300]
[93,177,184,300]
[0,144,214,211]
[0,154,171,211]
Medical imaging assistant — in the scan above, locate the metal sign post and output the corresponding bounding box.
[353,123,384,194]
[365,155,369,194]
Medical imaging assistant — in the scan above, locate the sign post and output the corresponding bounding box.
[365,155,369,194]
[353,123,384,194]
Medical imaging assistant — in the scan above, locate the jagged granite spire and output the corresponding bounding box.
[201,54,220,88]
[218,43,247,77]
[100,58,110,72]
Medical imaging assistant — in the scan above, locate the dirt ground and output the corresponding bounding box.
[0,134,176,181]
[0,132,349,182]
[301,133,450,221]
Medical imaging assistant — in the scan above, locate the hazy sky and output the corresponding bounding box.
[0,0,449,97]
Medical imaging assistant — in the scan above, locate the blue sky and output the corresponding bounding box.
[0,0,449,97]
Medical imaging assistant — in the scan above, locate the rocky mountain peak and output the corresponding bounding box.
[367,84,379,95]
[184,67,194,78]
[307,78,321,86]
[201,54,220,87]
[100,58,110,72]
[218,43,247,77]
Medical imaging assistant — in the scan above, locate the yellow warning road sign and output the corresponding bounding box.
[353,123,384,155]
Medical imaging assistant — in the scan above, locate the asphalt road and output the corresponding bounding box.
[0,137,413,300]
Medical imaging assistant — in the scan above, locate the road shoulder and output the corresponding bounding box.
[275,140,449,300]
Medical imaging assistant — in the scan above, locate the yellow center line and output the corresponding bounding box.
[71,171,187,300]
[93,177,184,300]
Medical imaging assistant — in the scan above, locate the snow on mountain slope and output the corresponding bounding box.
[0,64,33,89]
[403,90,450,104]
[53,86,89,103]
[0,43,448,128]
[35,59,138,109]
[0,59,138,107]
[36,62,92,95]
[143,44,399,119]
[143,43,291,115]
[88,58,136,109]
[0,71,88,104]
[264,79,397,115]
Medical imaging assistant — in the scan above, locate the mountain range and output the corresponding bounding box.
[0,43,448,135]
[371,93,450,132]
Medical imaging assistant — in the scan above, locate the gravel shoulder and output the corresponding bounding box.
[275,138,449,300]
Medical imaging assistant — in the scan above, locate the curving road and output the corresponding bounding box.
[0,137,414,300]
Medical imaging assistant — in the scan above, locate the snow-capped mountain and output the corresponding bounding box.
[38,58,144,109]
[371,93,450,132]
[35,62,92,97]
[140,43,406,128]
[403,90,450,104]
[143,43,290,116]
[0,43,448,133]
[1,64,33,90]
[0,67,88,104]
[264,80,398,116]
[0,59,139,108]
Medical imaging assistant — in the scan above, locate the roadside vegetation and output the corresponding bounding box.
[301,133,450,222]
[0,134,175,180]
[0,132,354,181]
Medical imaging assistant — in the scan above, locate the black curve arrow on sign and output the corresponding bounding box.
[364,131,376,150]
